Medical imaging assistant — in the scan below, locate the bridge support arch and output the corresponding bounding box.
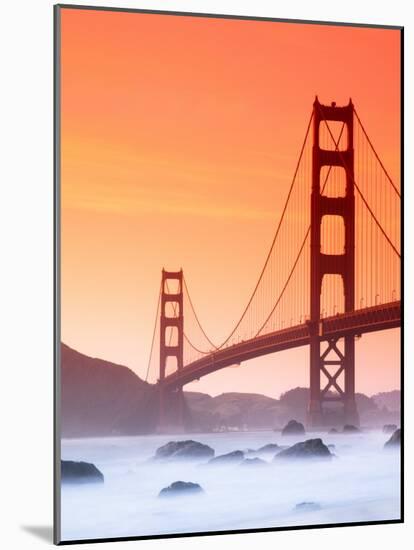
[158,269,186,432]
[308,97,360,428]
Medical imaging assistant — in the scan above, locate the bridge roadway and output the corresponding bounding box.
[161,301,401,390]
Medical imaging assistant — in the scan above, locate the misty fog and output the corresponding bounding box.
[61,430,400,541]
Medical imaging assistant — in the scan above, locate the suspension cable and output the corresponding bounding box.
[182,120,346,356]
[178,110,314,352]
[183,332,213,355]
[183,276,219,349]
[354,108,401,198]
[254,229,310,336]
[318,105,401,258]
[254,122,346,337]
[162,279,212,357]
[144,281,162,382]
[168,109,400,361]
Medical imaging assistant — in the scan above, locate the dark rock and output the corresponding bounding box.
[208,450,244,465]
[256,443,281,454]
[274,438,332,461]
[159,481,204,498]
[295,501,322,512]
[383,424,398,434]
[282,420,306,436]
[327,444,336,450]
[61,460,104,484]
[384,428,401,448]
[342,424,360,434]
[240,457,268,467]
[154,440,214,461]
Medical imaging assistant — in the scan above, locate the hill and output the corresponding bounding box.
[61,343,158,437]
[371,390,400,412]
[59,344,400,436]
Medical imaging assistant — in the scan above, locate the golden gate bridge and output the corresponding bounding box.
[145,98,401,431]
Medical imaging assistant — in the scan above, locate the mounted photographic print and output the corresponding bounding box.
[54,4,403,545]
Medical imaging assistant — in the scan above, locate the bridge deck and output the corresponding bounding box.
[161,301,401,389]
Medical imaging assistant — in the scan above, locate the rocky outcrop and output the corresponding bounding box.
[208,450,244,465]
[342,424,360,434]
[274,439,332,461]
[383,424,398,434]
[384,429,401,448]
[159,481,204,497]
[255,443,281,455]
[281,420,305,436]
[154,440,214,461]
[61,460,104,484]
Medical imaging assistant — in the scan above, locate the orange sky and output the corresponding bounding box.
[60,7,401,398]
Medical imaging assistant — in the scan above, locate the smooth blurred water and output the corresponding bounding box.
[60,430,400,542]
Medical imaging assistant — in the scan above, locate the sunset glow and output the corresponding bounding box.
[60,8,400,397]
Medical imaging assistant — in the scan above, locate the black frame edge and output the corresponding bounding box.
[53,3,62,546]
[58,519,403,546]
[399,24,404,524]
[55,3,403,30]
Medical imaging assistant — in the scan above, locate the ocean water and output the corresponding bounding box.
[60,430,400,542]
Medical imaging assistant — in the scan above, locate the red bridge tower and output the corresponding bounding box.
[308,97,360,428]
[158,269,185,431]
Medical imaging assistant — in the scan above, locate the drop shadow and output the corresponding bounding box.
[21,525,54,543]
